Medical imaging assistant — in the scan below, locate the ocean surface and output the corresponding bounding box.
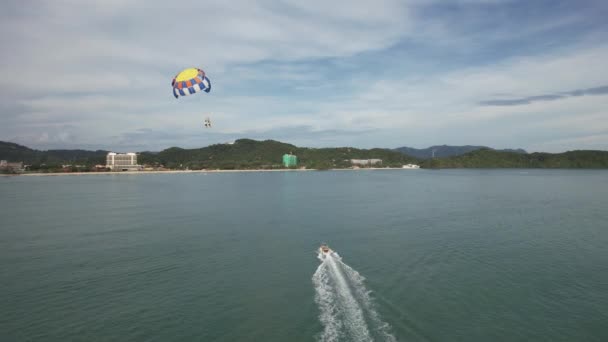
[1,169,607,341]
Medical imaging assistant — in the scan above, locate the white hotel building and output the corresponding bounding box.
[350,159,383,166]
[106,152,141,171]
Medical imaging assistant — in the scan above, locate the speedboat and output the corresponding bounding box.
[318,243,336,260]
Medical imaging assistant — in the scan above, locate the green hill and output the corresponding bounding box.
[395,145,527,159]
[3,140,607,170]
[0,142,38,162]
[139,139,418,169]
[0,141,107,166]
[1,139,418,170]
[422,148,608,168]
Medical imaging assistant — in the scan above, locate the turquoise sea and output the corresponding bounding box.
[1,169,607,341]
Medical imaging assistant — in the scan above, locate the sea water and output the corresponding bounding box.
[1,169,607,341]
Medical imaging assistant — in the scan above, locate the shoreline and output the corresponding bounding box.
[1,167,410,177]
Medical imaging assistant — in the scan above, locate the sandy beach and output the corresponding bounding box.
[1,167,411,177]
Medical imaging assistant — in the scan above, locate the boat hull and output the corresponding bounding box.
[317,247,339,261]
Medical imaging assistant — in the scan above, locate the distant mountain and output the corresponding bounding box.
[421,148,608,168]
[394,145,527,159]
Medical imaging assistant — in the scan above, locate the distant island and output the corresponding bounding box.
[1,139,608,174]
[394,144,527,159]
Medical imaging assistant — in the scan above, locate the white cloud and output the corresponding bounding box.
[0,0,410,73]
[1,0,607,152]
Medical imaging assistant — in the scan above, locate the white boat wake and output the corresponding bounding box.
[313,253,397,342]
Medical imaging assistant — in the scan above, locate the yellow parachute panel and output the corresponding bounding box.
[174,68,200,82]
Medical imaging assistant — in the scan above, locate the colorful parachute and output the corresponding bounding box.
[171,67,211,99]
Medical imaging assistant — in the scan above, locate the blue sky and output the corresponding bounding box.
[1,0,607,152]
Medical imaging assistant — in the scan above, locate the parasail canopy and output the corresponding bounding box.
[171,67,211,99]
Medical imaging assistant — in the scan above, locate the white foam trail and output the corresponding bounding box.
[313,262,343,342]
[313,253,397,342]
[338,259,397,342]
[326,255,373,342]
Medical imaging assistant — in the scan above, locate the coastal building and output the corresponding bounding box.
[350,159,382,166]
[402,164,420,169]
[283,153,297,167]
[0,160,24,172]
[106,152,141,171]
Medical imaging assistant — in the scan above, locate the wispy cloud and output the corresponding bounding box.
[1,0,607,152]
[480,85,608,106]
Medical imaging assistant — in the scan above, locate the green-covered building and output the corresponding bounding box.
[282,153,297,167]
